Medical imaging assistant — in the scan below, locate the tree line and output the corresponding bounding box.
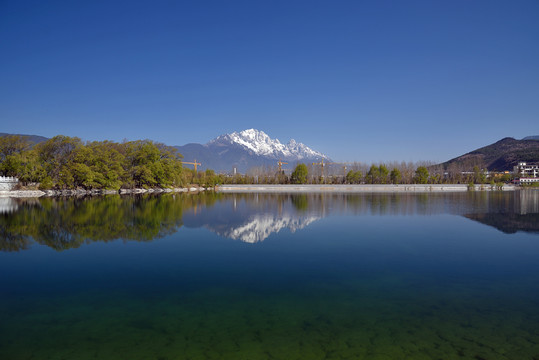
[234,162,513,185]
[1,135,514,189]
[0,135,208,189]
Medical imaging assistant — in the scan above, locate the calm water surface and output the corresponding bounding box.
[0,191,538,359]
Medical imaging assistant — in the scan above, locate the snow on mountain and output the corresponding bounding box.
[208,129,329,161]
[213,213,321,243]
[175,128,331,172]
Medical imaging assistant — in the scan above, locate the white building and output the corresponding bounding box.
[514,162,539,178]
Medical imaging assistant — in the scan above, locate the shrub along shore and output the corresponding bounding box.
[0,135,223,190]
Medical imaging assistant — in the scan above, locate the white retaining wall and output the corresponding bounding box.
[0,176,19,191]
[216,184,517,193]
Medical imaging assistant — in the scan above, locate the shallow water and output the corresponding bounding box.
[1,191,538,359]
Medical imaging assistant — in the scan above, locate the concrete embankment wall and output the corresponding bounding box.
[0,176,18,191]
[216,184,517,193]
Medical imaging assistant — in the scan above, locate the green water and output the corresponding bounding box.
[1,192,538,359]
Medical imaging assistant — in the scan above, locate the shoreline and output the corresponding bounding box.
[0,183,521,198]
[0,187,207,198]
[215,184,518,193]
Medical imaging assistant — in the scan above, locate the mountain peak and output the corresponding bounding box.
[180,129,331,172]
[208,129,329,161]
[236,128,267,138]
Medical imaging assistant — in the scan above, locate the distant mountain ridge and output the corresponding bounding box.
[175,129,331,173]
[440,137,539,171]
[0,129,330,173]
[209,129,326,160]
[3,131,537,173]
[0,132,48,144]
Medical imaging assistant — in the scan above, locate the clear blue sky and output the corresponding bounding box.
[1,0,538,163]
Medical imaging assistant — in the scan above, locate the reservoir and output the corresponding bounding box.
[0,191,538,359]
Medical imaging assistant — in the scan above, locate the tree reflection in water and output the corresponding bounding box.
[1,190,537,252]
[0,193,219,251]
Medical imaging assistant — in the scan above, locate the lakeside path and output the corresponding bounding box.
[216,184,518,193]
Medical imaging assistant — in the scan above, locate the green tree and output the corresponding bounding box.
[16,149,45,184]
[414,166,429,184]
[202,169,219,187]
[36,135,83,186]
[346,170,362,184]
[0,154,22,177]
[367,165,380,184]
[291,163,308,184]
[473,166,487,184]
[0,135,42,181]
[0,134,194,190]
[123,140,184,188]
[83,141,126,189]
[390,168,402,184]
[0,135,32,162]
[379,165,389,184]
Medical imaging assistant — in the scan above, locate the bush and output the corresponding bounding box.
[39,176,53,190]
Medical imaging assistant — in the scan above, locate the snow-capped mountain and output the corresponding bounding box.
[209,129,327,160]
[218,214,321,243]
[175,129,331,173]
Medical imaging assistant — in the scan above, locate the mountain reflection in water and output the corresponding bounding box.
[463,189,539,234]
[182,194,323,243]
[1,190,538,251]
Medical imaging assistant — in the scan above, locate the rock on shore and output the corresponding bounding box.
[0,187,208,198]
[0,190,47,198]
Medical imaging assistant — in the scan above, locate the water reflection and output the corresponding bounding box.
[1,190,538,251]
[183,194,322,243]
[463,190,539,234]
[0,194,190,251]
[0,197,18,214]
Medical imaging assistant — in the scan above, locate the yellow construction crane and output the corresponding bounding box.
[312,159,337,180]
[181,159,201,172]
[312,160,352,182]
[312,158,327,171]
[278,159,288,172]
[341,163,352,177]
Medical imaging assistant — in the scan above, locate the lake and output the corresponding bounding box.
[1,191,538,359]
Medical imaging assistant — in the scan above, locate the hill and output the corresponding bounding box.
[440,137,539,171]
[0,133,49,144]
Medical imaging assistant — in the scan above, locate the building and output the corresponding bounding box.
[513,162,539,185]
[519,177,539,185]
[514,162,539,178]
